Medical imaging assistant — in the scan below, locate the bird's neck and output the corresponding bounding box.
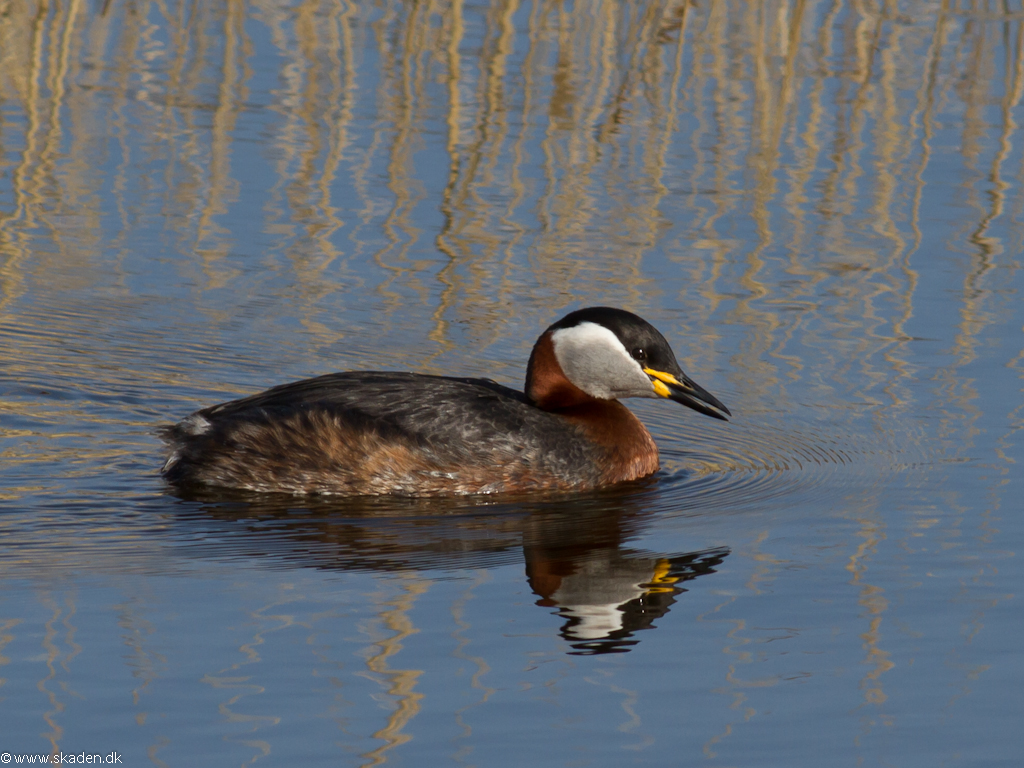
[526,331,659,483]
[525,331,593,409]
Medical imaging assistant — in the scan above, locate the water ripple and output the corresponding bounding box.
[650,412,917,516]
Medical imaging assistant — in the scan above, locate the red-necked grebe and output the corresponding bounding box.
[160,307,730,495]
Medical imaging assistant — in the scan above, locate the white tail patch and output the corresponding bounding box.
[181,413,212,435]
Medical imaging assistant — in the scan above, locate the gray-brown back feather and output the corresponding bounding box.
[161,372,605,495]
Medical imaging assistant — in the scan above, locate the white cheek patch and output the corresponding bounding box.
[551,321,656,399]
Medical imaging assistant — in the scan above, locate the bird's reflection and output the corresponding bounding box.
[526,546,727,655]
[168,485,729,654]
[518,505,726,654]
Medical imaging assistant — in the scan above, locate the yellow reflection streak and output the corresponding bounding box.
[696,530,773,758]
[432,0,528,351]
[450,570,497,755]
[281,0,357,345]
[934,19,1024,716]
[200,597,304,761]
[865,15,915,429]
[359,575,430,768]
[965,16,1024,309]
[481,0,525,337]
[598,1,659,312]
[681,2,728,327]
[196,0,249,279]
[0,1,58,318]
[95,0,138,285]
[0,617,21,679]
[582,668,650,749]
[36,592,71,757]
[371,0,433,319]
[318,0,359,274]
[845,519,894,706]
[432,0,466,349]
[114,596,165,727]
[651,0,689,207]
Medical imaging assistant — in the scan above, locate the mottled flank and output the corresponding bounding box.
[161,372,618,495]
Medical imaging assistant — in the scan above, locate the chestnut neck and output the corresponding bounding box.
[525,331,660,484]
[525,332,594,410]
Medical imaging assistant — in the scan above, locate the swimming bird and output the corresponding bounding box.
[160,307,730,496]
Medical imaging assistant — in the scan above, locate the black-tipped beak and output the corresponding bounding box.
[644,368,731,421]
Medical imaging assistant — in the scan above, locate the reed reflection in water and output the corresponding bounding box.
[0,0,1022,765]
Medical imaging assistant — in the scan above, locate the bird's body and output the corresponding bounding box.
[161,307,730,496]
